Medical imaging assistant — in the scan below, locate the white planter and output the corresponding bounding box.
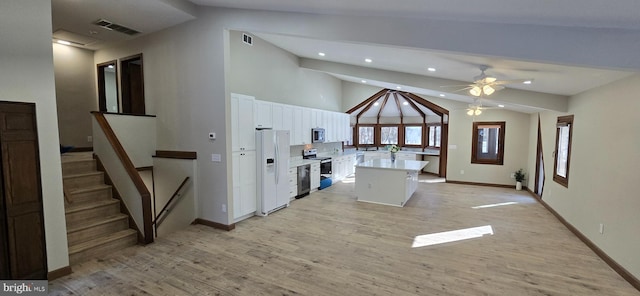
[516,181,522,191]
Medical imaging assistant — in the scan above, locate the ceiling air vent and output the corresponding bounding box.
[93,19,140,36]
[242,33,253,45]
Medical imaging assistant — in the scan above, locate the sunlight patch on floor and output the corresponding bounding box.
[418,178,446,183]
[472,201,518,209]
[412,225,494,248]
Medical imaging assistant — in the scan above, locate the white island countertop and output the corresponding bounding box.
[356,159,429,171]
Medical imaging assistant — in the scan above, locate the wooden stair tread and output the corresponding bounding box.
[68,229,137,255]
[65,198,119,214]
[63,171,103,179]
[68,184,111,195]
[66,214,128,234]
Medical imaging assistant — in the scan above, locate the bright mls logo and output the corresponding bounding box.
[1,281,47,295]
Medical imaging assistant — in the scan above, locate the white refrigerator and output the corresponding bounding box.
[256,130,290,216]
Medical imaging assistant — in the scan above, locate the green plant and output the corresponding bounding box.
[514,169,526,182]
[388,144,400,153]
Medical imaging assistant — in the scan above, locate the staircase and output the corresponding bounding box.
[61,153,138,265]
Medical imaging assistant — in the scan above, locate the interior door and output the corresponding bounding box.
[534,115,545,197]
[0,102,47,279]
[121,54,145,115]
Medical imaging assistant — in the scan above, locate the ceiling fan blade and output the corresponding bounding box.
[492,79,532,85]
[440,84,473,88]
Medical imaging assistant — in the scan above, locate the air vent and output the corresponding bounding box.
[93,19,140,36]
[242,33,253,45]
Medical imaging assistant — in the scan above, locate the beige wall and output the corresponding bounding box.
[52,44,97,148]
[534,74,640,278]
[0,1,69,271]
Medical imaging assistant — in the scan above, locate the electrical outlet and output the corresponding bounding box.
[222,204,227,213]
[87,136,93,142]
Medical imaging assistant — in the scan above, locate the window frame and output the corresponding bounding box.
[471,121,506,165]
[378,124,400,145]
[357,124,376,146]
[553,115,574,188]
[403,124,424,147]
[427,123,442,148]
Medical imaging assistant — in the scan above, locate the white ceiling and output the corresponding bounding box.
[50,0,639,115]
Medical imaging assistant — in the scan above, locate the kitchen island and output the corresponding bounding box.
[354,159,429,207]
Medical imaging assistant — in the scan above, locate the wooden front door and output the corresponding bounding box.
[0,102,47,279]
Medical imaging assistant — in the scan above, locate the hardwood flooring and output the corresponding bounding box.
[49,175,639,295]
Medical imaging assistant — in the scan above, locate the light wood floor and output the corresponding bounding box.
[49,175,639,295]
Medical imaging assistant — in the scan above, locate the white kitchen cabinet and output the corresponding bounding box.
[254,100,273,129]
[397,152,418,161]
[282,105,294,144]
[232,150,257,221]
[292,107,304,145]
[311,109,324,128]
[272,103,284,130]
[310,162,320,191]
[302,108,312,144]
[288,167,298,200]
[231,93,255,152]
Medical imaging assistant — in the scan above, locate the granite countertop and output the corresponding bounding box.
[355,159,429,171]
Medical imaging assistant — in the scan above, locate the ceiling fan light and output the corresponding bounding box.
[467,109,474,116]
[485,77,497,83]
[475,109,482,116]
[469,86,481,97]
[483,85,495,95]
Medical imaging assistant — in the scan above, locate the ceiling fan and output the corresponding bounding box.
[444,65,533,97]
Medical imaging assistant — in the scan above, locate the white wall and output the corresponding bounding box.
[153,158,197,237]
[0,1,68,271]
[229,31,342,111]
[535,74,640,278]
[52,44,97,148]
[104,114,156,168]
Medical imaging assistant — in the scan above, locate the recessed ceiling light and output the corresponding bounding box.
[427,67,436,72]
[373,102,379,106]
[523,80,532,84]
[107,65,114,69]
[403,101,409,106]
[365,58,372,63]
[361,80,367,83]
[56,40,71,45]
[318,52,325,57]
[396,86,402,90]
[498,104,505,108]
[439,94,445,97]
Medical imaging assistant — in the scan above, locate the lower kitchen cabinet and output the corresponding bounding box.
[311,162,320,191]
[232,150,256,221]
[288,167,297,200]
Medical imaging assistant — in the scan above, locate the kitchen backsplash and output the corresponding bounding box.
[289,142,343,158]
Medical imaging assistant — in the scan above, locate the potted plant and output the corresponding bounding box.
[514,169,526,191]
[388,144,400,161]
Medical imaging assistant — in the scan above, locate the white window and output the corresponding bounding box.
[358,126,374,145]
[404,125,422,146]
[380,126,399,145]
[428,125,441,148]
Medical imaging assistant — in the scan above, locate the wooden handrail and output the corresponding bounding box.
[91,111,154,244]
[154,176,190,230]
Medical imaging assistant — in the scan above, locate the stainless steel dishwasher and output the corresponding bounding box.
[296,164,310,199]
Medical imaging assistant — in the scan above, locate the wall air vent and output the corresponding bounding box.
[93,19,140,36]
[242,33,253,45]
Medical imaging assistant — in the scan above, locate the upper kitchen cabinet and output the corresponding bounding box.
[272,103,284,130]
[292,107,304,145]
[282,105,294,144]
[302,108,312,144]
[231,93,255,151]
[254,100,273,129]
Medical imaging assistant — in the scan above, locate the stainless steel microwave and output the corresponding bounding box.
[312,128,325,143]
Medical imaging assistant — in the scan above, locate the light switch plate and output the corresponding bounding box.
[211,154,221,162]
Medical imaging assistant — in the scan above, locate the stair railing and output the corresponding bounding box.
[153,176,190,235]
